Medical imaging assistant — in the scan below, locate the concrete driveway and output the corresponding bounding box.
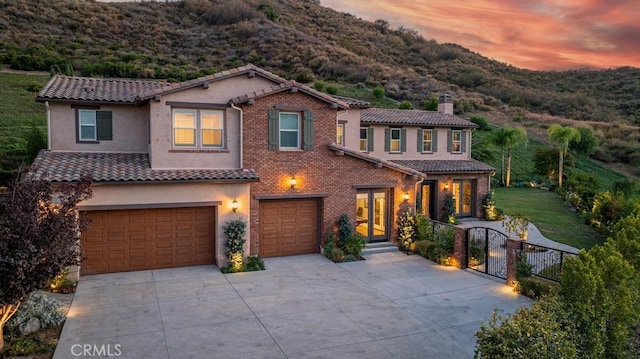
[54,252,530,359]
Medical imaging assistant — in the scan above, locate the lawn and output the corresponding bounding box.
[494,187,605,250]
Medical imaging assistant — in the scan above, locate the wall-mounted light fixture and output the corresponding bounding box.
[443,182,450,191]
[403,192,410,202]
[231,199,239,213]
[290,177,297,189]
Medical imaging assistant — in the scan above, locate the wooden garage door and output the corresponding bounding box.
[259,199,319,258]
[81,207,216,275]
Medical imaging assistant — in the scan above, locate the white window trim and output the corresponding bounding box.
[422,129,433,153]
[200,110,225,148]
[359,127,368,152]
[279,112,301,150]
[390,128,402,153]
[452,130,462,153]
[78,110,97,141]
[172,108,225,148]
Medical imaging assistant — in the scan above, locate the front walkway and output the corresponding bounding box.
[55,252,531,359]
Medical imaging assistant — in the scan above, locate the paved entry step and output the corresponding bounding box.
[361,241,398,255]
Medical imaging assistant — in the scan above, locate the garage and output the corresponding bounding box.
[81,206,216,275]
[259,199,319,258]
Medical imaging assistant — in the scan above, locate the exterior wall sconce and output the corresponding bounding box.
[443,182,450,191]
[231,199,239,213]
[290,177,297,189]
[403,192,410,202]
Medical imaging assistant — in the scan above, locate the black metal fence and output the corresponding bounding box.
[466,227,509,279]
[521,242,578,283]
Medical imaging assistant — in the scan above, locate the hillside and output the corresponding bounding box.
[0,0,638,174]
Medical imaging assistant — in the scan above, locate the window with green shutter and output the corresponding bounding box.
[303,110,314,150]
[268,109,315,151]
[386,128,405,153]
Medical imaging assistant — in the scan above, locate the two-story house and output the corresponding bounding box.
[32,64,493,275]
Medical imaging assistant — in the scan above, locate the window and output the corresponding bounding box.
[451,130,462,153]
[268,109,314,151]
[201,110,223,147]
[422,129,433,152]
[279,112,300,149]
[359,128,368,152]
[172,109,224,148]
[337,123,345,145]
[77,109,112,142]
[390,128,401,152]
[384,128,406,153]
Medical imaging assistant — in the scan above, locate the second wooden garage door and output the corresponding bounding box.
[81,207,216,275]
[259,199,319,258]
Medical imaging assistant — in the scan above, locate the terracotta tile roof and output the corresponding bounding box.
[30,151,259,183]
[230,80,349,110]
[137,64,289,100]
[328,143,425,178]
[391,160,495,174]
[36,76,167,103]
[331,95,371,108]
[361,108,477,128]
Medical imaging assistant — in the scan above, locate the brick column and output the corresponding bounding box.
[452,226,467,269]
[506,238,523,287]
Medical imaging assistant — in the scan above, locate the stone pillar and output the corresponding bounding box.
[506,238,523,287]
[452,226,467,269]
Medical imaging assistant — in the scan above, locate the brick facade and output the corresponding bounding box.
[241,91,418,255]
[430,173,490,220]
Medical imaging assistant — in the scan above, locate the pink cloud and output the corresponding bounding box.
[321,0,640,70]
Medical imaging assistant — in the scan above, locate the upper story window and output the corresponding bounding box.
[447,129,466,154]
[279,112,301,149]
[337,123,345,145]
[268,108,314,151]
[384,127,406,153]
[451,130,462,153]
[77,109,112,143]
[172,109,224,148]
[359,128,368,152]
[421,129,433,152]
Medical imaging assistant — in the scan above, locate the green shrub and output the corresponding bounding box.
[434,227,454,255]
[422,96,438,111]
[295,71,314,83]
[475,297,578,359]
[397,208,416,251]
[398,100,413,110]
[517,276,558,299]
[468,239,485,266]
[342,234,366,257]
[414,213,433,242]
[470,116,490,131]
[245,255,265,271]
[442,193,456,223]
[372,86,385,99]
[343,254,357,262]
[223,218,247,271]
[325,86,338,95]
[8,292,65,329]
[4,331,58,356]
[515,253,533,280]
[324,233,345,262]
[313,80,325,92]
[336,213,353,249]
[481,191,504,221]
[413,240,436,258]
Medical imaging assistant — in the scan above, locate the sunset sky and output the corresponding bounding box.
[321,0,640,70]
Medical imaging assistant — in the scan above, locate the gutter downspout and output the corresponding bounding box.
[45,101,51,150]
[230,103,243,168]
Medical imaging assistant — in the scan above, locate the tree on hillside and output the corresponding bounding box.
[569,126,599,159]
[486,126,528,186]
[548,124,580,188]
[0,171,92,350]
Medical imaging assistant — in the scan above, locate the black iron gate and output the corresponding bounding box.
[466,227,508,279]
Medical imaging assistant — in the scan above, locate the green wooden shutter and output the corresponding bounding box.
[367,127,374,152]
[417,129,423,152]
[400,128,407,153]
[432,130,438,152]
[447,130,452,153]
[268,109,279,150]
[96,111,112,140]
[303,110,315,150]
[461,131,467,152]
[384,128,390,152]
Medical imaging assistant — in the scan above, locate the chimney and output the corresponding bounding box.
[438,93,453,115]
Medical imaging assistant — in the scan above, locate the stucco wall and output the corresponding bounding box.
[337,108,361,149]
[80,182,251,266]
[365,126,473,160]
[48,102,148,152]
[148,76,276,169]
[241,91,420,255]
